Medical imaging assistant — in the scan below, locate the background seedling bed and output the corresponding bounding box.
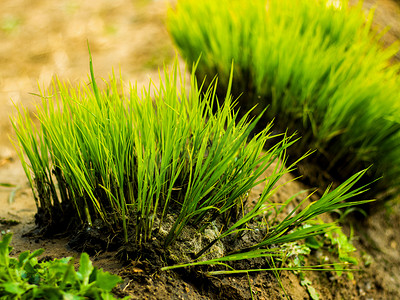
[169,0,400,204]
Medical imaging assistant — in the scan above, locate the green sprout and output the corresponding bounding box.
[168,0,400,199]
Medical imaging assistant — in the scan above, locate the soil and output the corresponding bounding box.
[0,0,399,299]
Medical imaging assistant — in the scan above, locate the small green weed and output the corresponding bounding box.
[0,233,125,299]
[305,221,359,279]
[284,223,359,298]
[300,277,320,300]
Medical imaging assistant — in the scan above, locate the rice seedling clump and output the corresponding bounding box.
[168,0,400,199]
[11,57,288,246]
[12,57,371,272]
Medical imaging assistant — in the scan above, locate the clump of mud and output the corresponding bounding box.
[34,204,272,275]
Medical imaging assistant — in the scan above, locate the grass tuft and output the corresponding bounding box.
[12,56,371,275]
[11,58,295,246]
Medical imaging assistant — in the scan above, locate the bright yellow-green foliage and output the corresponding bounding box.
[12,56,372,274]
[11,58,298,246]
[168,0,400,196]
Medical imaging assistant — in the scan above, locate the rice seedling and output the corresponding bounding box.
[11,54,371,278]
[11,55,291,245]
[167,0,400,199]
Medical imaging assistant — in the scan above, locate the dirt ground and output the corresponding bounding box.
[0,0,399,299]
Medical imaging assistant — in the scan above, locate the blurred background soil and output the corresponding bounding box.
[0,0,399,299]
